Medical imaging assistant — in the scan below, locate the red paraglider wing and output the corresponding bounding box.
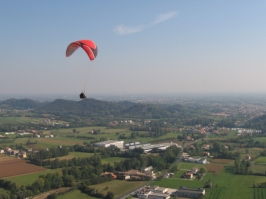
[66,40,98,60]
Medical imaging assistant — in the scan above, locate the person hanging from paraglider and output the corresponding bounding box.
[79,91,87,100]
[66,39,98,100]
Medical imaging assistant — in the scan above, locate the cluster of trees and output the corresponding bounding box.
[28,146,69,165]
[226,137,266,148]
[46,155,101,169]
[184,141,240,159]
[185,117,214,127]
[78,183,114,199]
[234,157,251,174]
[210,142,240,159]
[216,118,237,128]
[129,125,170,139]
[177,132,206,142]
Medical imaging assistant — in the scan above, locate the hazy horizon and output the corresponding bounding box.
[1,92,266,103]
[1,1,266,96]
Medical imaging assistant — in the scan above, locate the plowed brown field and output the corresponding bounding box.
[0,158,46,178]
[206,164,224,175]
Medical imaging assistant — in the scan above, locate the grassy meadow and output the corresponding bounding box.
[207,130,238,139]
[0,116,34,125]
[12,137,84,149]
[57,189,97,199]
[102,157,125,165]
[6,169,61,186]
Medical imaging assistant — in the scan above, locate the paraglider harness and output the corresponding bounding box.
[79,92,87,100]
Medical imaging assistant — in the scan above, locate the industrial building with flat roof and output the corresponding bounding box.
[94,140,124,149]
[126,142,181,153]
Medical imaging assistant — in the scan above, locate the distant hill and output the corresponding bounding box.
[0,98,43,109]
[0,98,186,118]
[35,98,127,117]
[122,103,172,118]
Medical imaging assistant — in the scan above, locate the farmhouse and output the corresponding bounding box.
[201,144,210,150]
[100,172,117,179]
[141,166,153,172]
[20,151,27,158]
[203,152,210,156]
[175,186,205,198]
[245,156,251,160]
[183,171,193,179]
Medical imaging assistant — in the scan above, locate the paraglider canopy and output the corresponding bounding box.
[66,40,98,60]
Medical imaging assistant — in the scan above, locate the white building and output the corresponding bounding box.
[136,186,171,199]
[95,140,124,149]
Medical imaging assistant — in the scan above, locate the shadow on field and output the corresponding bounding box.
[224,166,235,174]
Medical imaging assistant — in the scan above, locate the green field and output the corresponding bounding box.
[0,116,34,125]
[205,187,227,199]
[208,130,237,139]
[253,188,266,199]
[57,189,97,199]
[253,137,266,142]
[13,137,85,148]
[6,169,61,186]
[52,126,128,137]
[151,177,204,188]
[255,157,266,165]
[172,170,185,178]
[101,157,125,165]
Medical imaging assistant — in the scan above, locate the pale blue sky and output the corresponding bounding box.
[1,1,266,96]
